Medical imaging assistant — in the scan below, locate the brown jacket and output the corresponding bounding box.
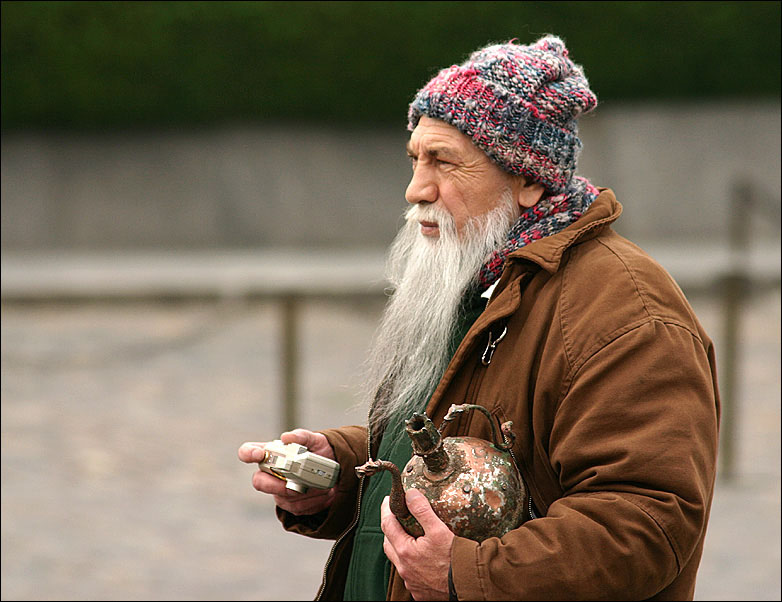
[279,189,721,601]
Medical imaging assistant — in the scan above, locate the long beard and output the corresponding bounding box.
[363,191,519,438]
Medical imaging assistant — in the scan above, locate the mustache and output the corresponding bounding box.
[404,203,454,226]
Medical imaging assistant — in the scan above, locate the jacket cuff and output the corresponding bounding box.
[451,536,483,601]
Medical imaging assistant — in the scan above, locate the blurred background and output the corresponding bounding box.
[1,1,779,600]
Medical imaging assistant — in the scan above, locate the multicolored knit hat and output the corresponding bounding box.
[408,36,597,193]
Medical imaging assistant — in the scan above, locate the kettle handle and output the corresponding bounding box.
[441,404,516,451]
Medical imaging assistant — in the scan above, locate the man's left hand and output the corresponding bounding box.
[381,488,455,601]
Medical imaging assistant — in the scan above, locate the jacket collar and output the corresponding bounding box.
[506,188,622,274]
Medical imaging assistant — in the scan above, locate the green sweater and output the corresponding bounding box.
[343,289,486,600]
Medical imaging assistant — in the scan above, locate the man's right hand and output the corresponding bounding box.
[237,429,337,516]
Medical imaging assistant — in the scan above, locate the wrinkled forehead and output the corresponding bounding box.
[407,116,487,160]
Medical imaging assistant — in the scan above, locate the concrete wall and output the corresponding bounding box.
[2,101,779,252]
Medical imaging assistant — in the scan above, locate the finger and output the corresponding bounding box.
[252,469,292,495]
[380,495,411,542]
[404,488,444,534]
[383,534,401,569]
[280,428,317,446]
[238,442,267,463]
[276,488,335,516]
[264,472,336,499]
[279,429,334,460]
[275,484,332,500]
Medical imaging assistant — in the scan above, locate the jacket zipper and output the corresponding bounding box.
[527,488,539,520]
[315,409,374,600]
[318,323,504,596]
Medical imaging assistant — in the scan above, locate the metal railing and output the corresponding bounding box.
[715,180,781,481]
[1,182,779,480]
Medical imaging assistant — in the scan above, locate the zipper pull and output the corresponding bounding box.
[481,325,508,365]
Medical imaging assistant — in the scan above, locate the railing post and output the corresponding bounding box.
[281,294,299,433]
[719,179,752,481]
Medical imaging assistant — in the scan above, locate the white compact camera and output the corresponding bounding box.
[259,440,340,493]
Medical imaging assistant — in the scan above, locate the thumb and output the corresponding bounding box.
[280,428,316,446]
[280,429,334,460]
[405,488,443,532]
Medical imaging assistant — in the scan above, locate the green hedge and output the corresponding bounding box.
[1,1,779,130]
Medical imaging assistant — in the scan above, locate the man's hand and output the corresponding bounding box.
[237,429,336,516]
[381,488,455,601]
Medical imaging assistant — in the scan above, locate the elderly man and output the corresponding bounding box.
[239,36,720,601]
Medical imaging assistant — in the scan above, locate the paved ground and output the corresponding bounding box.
[1,288,780,601]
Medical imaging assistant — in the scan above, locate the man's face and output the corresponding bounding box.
[405,116,516,238]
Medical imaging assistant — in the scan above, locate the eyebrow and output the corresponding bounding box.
[406,141,459,160]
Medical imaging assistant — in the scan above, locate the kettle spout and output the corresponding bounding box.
[355,459,424,537]
[405,413,449,474]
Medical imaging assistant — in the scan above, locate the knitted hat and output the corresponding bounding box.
[408,36,597,193]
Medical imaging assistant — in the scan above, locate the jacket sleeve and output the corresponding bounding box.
[277,424,368,540]
[451,319,720,600]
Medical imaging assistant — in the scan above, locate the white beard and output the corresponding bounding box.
[363,190,519,438]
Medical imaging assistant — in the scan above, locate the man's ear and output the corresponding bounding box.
[513,176,546,209]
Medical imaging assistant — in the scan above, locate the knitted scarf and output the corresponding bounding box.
[477,176,600,291]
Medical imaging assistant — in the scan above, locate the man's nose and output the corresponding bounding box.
[405,166,437,205]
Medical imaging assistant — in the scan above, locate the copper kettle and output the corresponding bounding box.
[355,403,527,542]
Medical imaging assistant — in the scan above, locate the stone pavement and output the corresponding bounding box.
[1,289,780,601]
